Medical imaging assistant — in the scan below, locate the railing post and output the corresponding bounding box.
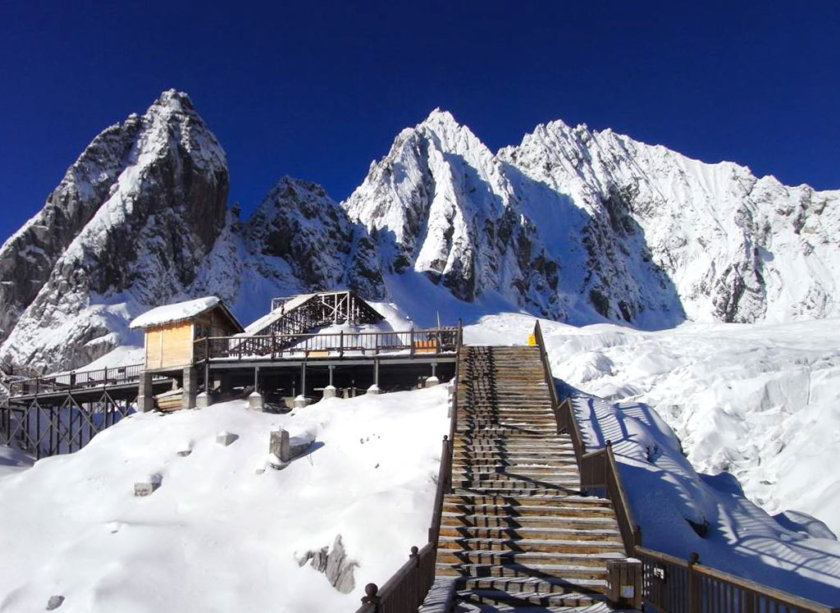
[361,583,380,612]
[271,333,276,360]
[687,552,701,613]
[410,327,415,357]
[204,337,209,361]
[339,330,344,358]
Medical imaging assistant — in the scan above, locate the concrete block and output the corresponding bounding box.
[216,431,238,447]
[134,474,162,497]
[195,392,211,409]
[294,394,311,408]
[322,385,337,399]
[248,391,264,411]
[367,384,381,395]
[267,453,288,470]
[270,428,290,461]
[424,376,440,387]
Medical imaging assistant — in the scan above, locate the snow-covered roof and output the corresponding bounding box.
[130,297,221,329]
[244,293,315,335]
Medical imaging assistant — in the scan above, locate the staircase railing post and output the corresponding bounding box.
[360,583,380,613]
[687,552,701,613]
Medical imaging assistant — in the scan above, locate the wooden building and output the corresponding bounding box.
[130,297,243,372]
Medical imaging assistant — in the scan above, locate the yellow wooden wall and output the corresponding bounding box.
[144,321,194,370]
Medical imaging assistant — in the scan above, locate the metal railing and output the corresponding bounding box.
[353,326,461,613]
[195,327,461,361]
[8,363,145,398]
[532,321,838,613]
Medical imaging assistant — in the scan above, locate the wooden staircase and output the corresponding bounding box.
[435,346,629,611]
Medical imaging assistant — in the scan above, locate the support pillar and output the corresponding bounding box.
[323,365,337,399]
[368,359,381,395]
[137,371,154,413]
[183,367,198,410]
[295,363,310,407]
[425,362,440,387]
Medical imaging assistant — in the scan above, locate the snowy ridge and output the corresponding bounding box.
[345,110,840,327]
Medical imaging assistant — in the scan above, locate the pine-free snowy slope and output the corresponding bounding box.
[0,388,449,613]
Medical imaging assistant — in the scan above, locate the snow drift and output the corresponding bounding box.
[0,388,449,613]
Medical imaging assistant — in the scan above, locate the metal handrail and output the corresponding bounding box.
[8,363,146,398]
[195,327,461,361]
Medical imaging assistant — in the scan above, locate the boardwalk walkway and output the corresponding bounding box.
[435,346,631,611]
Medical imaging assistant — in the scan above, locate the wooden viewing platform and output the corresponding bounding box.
[1,325,461,459]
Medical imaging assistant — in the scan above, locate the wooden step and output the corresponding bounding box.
[441,512,618,530]
[439,525,621,541]
[436,549,626,567]
[457,575,608,596]
[437,536,625,555]
[436,561,609,581]
[454,587,601,608]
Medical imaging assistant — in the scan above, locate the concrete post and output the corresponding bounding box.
[296,363,309,406]
[196,392,211,409]
[249,391,264,411]
[137,371,154,413]
[182,367,198,410]
[270,428,290,462]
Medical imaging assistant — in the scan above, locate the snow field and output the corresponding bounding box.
[0,386,450,613]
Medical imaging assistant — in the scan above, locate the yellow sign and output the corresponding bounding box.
[527,333,536,346]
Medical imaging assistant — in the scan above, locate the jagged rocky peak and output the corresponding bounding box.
[343,109,526,307]
[503,118,840,323]
[246,176,384,299]
[0,89,230,371]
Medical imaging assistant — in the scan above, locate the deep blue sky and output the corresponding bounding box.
[1,1,838,243]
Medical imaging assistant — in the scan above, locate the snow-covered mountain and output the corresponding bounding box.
[2,92,839,372]
[346,110,840,327]
[0,91,230,371]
